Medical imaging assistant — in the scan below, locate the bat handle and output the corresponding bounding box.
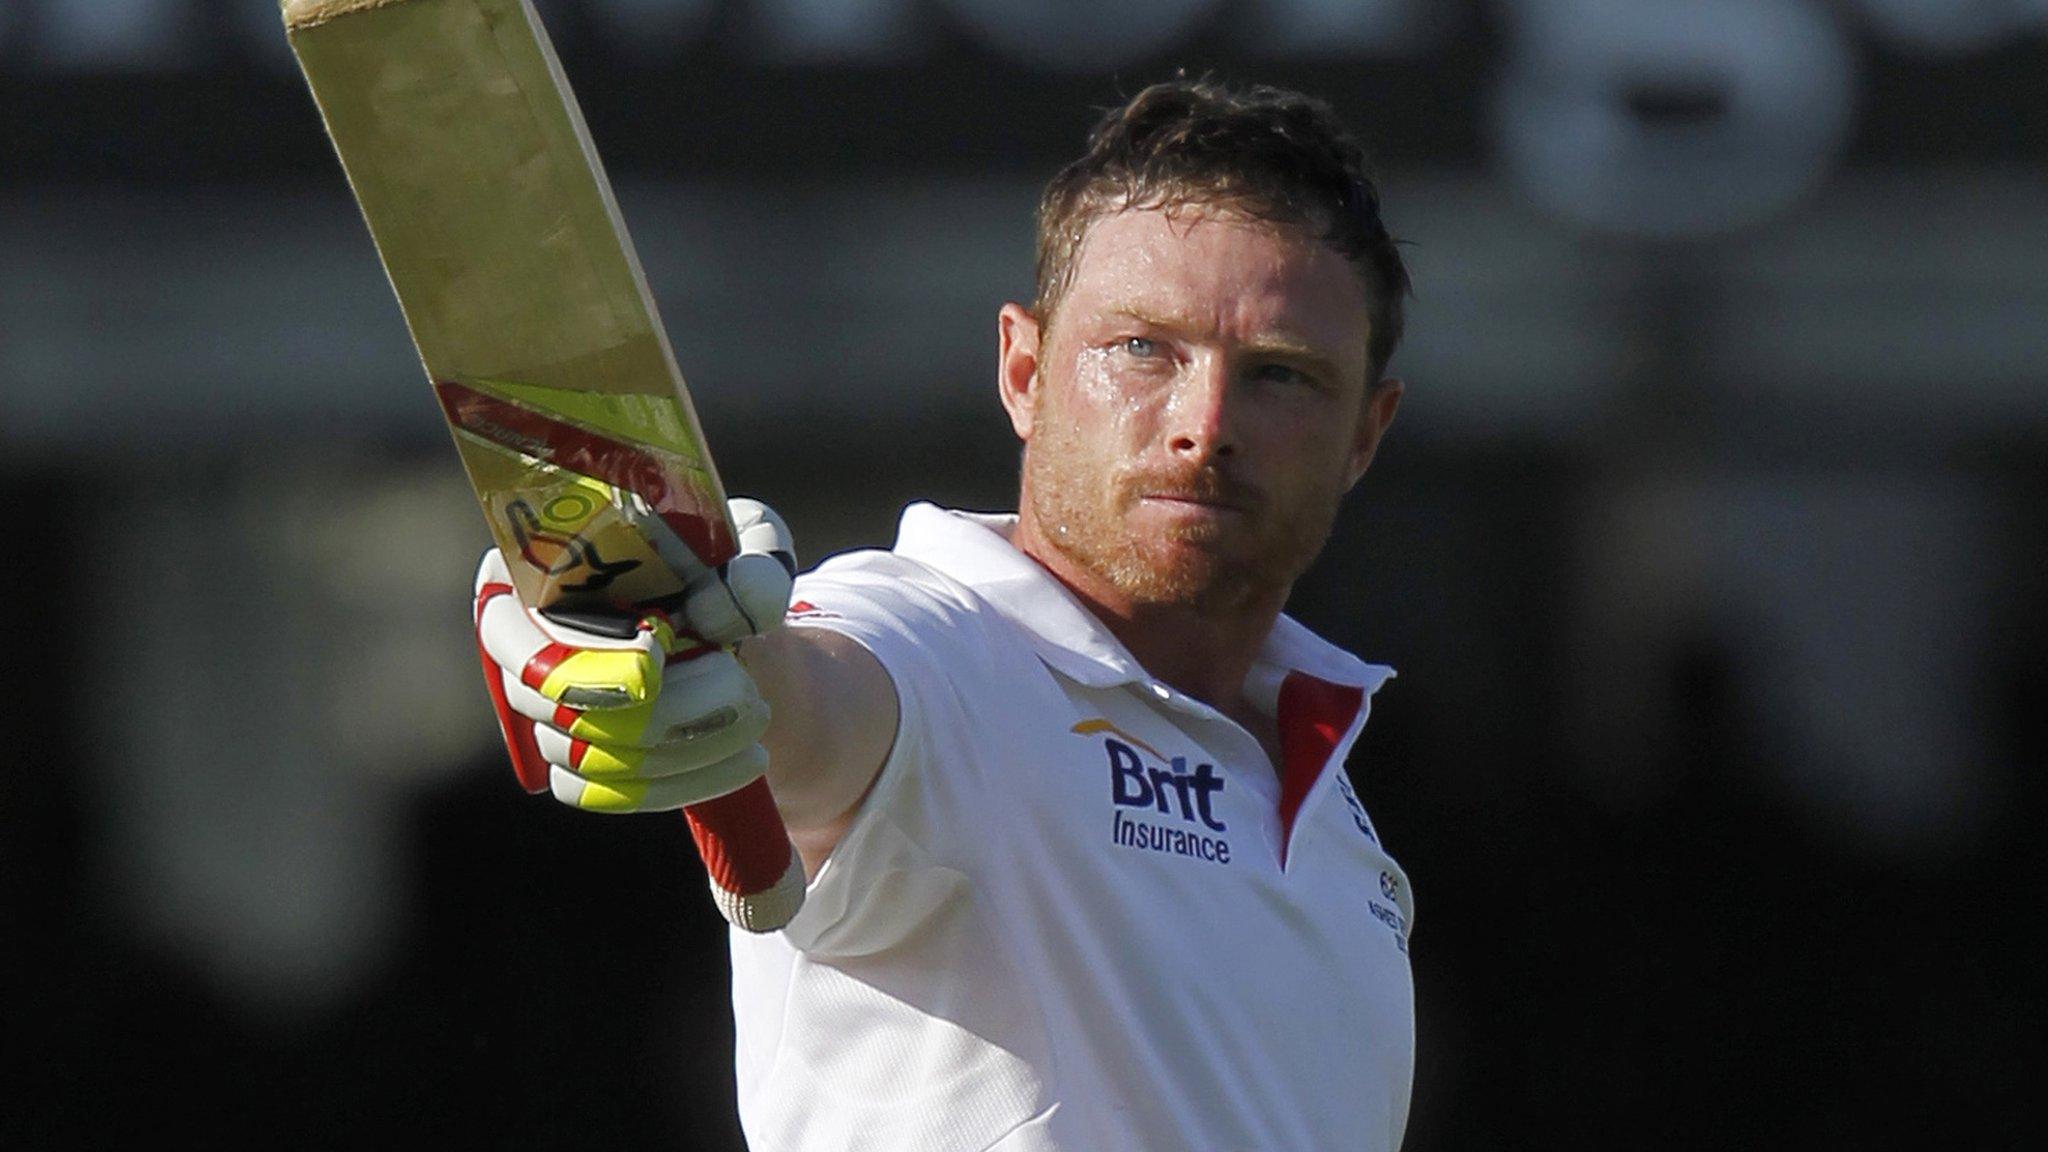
[683,778,807,932]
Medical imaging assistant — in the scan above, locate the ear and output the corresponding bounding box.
[997,302,1043,441]
[1345,377,1403,490]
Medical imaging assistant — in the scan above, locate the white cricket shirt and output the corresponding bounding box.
[731,504,1413,1152]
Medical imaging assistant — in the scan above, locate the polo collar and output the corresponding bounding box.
[890,502,1394,697]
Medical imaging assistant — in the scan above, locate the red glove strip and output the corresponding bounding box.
[478,636,549,794]
[520,642,575,691]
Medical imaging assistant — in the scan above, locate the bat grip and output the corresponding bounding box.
[683,778,806,933]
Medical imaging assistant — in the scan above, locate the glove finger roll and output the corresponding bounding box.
[532,684,769,775]
[477,583,664,709]
[498,667,564,728]
[529,650,768,747]
[533,685,768,775]
[548,744,770,813]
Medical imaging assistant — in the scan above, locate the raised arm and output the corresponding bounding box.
[738,625,897,876]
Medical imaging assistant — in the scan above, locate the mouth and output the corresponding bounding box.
[1126,468,1261,521]
[1136,493,1254,520]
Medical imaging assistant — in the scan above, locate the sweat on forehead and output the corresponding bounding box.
[1047,207,1374,379]
[1030,78,1410,380]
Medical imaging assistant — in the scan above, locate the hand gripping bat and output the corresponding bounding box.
[280,0,805,932]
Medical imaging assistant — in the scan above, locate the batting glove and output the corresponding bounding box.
[474,497,797,814]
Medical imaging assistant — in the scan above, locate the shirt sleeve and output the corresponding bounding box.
[772,552,985,958]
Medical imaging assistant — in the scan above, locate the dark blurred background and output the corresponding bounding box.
[3,1,2044,1148]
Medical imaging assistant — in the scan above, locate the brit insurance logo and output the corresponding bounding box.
[1071,719,1233,867]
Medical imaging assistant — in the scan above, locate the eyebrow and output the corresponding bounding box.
[1113,307,1348,378]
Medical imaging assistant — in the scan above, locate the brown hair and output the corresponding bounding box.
[1033,78,1411,382]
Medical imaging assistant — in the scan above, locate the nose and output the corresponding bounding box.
[1166,357,1235,462]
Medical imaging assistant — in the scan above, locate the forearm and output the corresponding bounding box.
[738,625,898,876]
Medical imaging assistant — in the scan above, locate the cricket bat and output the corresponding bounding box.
[280,0,804,932]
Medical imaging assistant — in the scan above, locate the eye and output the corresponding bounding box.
[1119,336,1160,358]
[1251,362,1316,388]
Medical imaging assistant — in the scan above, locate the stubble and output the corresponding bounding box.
[1023,411,1344,617]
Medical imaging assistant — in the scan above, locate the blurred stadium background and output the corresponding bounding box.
[3,1,2043,1147]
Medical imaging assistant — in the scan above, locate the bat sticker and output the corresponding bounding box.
[504,497,642,590]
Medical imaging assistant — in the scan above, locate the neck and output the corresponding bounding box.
[1012,515,1287,719]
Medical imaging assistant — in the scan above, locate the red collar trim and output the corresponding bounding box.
[1275,670,1367,869]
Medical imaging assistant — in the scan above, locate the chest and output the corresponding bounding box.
[918,671,1414,1134]
[943,672,1414,986]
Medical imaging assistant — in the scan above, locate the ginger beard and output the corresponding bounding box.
[1020,357,1352,617]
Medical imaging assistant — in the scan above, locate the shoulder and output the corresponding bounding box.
[783,546,1021,696]
[791,545,960,609]
[789,547,993,642]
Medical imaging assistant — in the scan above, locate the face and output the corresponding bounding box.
[1000,204,1402,615]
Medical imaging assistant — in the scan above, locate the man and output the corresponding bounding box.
[478,79,1413,1150]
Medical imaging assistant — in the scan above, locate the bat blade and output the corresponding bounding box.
[283,0,804,933]
[284,0,730,610]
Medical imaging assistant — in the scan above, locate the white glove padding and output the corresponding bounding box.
[473,497,797,814]
[684,497,797,645]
